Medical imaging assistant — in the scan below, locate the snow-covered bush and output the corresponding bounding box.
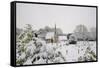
[16,24,96,65]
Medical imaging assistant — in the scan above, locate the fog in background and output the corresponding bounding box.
[16,3,96,33]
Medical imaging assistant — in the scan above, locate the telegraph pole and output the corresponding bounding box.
[54,24,58,45]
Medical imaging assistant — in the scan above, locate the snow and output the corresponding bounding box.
[23,58,33,65]
[16,34,97,65]
[45,32,54,39]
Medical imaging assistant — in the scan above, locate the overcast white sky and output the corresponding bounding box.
[16,3,96,33]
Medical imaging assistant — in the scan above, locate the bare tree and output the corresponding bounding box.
[45,26,51,32]
[74,24,88,33]
[74,24,88,41]
[90,27,96,41]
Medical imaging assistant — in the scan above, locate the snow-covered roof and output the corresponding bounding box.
[45,32,55,39]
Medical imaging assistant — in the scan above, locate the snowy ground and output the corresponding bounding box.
[16,38,97,65]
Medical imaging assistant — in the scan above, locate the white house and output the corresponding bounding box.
[45,32,55,43]
[45,32,55,40]
[45,32,68,44]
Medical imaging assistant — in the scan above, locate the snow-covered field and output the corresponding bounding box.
[16,37,97,65]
